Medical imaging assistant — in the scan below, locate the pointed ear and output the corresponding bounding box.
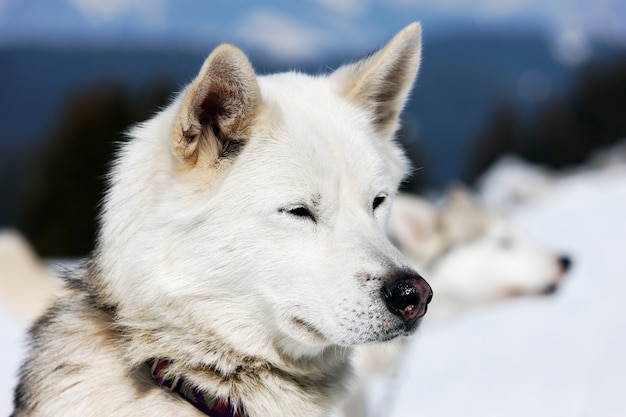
[172,44,262,168]
[439,185,488,244]
[389,194,444,266]
[333,22,422,139]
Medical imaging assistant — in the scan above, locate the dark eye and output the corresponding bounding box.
[282,206,316,222]
[372,194,387,211]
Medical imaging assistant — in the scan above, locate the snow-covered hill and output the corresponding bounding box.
[381,167,626,417]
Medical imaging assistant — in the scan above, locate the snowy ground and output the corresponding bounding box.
[1,302,27,414]
[2,166,625,415]
[365,168,626,417]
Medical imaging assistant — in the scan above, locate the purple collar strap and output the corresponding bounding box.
[146,358,248,417]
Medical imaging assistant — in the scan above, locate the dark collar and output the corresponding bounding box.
[146,358,248,417]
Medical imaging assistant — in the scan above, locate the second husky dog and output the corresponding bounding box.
[12,23,431,417]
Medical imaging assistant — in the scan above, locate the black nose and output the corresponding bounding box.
[558,255,572,273]
[381,271,432,324]
[543,282,559,295]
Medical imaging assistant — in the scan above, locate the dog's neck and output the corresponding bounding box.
[120,321,353,417]
[147,358,248,417]
[139,344,352,417]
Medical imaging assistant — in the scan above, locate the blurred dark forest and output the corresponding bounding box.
[467,54,626,181]
[3,51,626,257]
[16,81,176,256]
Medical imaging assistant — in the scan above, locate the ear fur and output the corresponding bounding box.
[172,44,262,168]
[333,22,422,139]
[389,194,445,266]
[439,185,488,245]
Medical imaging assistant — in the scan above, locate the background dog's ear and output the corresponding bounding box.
[439,185,488,245]
[333,22,422,139]
[173,44,262,167]
[389,194,446,266]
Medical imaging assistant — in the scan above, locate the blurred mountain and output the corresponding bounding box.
[0,46,204,147]
[1,33,620,164]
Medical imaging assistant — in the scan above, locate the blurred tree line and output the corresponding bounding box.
[18,80,175,257]
[466,54,626,182]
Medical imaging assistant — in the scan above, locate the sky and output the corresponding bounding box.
[0,0,624,61]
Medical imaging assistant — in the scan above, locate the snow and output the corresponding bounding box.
[0,303,28,414]
[384,169,626,417]
[1,166,625,415]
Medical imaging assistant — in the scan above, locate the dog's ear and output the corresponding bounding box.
[333,22,421,139]
[172,44,262,168]
[388,194,445,266]
[439,185,488,244]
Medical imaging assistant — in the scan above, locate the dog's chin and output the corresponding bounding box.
[290,317,331,345]
[274,317,335,358]
[371,317,422,343]
[337,317,423,346]
[284,315,421,350]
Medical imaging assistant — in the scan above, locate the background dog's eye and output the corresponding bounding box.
[372,194,387,211]
[284,206,316,222]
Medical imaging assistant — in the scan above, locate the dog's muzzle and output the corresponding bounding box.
[381,271,432,326]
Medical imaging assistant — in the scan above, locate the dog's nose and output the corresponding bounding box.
[558,255,573,274]
[381,271,432,324]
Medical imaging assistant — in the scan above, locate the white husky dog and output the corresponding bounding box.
[12,23,432,417]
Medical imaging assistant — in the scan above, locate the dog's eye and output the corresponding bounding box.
[372,194,387,211]
[282,206,316,222]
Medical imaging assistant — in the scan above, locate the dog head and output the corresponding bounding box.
[98,23,431,360]
[390,188,571,315]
